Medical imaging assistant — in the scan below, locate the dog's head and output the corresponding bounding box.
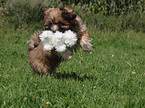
[41,7,77,32]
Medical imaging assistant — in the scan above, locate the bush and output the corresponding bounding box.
[61,0,145,16]
[0,0,7,7]
[0,0,145,32]
[2,0,63,29]
[84,12,145,32]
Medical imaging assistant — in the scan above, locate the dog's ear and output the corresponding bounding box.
[41,8,54,19]
[60,7,77,20]
[40,8,47,18]
[41,8,47,12]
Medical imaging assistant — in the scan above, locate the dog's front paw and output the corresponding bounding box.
[58,49,72,61]
[67,55,72,60]
[80,39,92,52]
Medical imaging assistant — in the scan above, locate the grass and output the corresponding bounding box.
[0,20,145,107]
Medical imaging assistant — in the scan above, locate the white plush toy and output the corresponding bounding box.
[39,30,77,52]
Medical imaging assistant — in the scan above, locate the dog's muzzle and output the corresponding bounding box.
[50,24,59,31]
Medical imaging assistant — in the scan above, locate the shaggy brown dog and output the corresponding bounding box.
[28,7,92,75]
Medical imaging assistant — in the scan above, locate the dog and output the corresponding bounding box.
[28,7,92,75]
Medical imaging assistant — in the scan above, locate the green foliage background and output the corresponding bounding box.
[0,0,145,31]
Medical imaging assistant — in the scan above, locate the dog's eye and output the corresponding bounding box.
[44,23,52,30]
[59,22,65,26]
[34,43,39,47]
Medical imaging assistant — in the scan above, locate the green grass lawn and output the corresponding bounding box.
[0,24,145,107]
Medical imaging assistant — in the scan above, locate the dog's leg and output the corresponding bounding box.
[28,30,42,51]
[80,33,92,52]
[75,16,92,52]
[58,49,72,60]
[29,59,50,75]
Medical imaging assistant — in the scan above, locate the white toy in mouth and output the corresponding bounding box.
[39,30,77,52]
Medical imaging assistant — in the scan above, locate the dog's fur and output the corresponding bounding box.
[28,7,92,75]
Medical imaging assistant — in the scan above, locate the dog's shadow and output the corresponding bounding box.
[54,72,97,82]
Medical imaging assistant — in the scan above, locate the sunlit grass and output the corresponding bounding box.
[0,22,145,107]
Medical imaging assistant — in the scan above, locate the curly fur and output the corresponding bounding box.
[28,7,92,75]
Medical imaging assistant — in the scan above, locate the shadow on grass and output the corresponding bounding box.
[54,72,97,81]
